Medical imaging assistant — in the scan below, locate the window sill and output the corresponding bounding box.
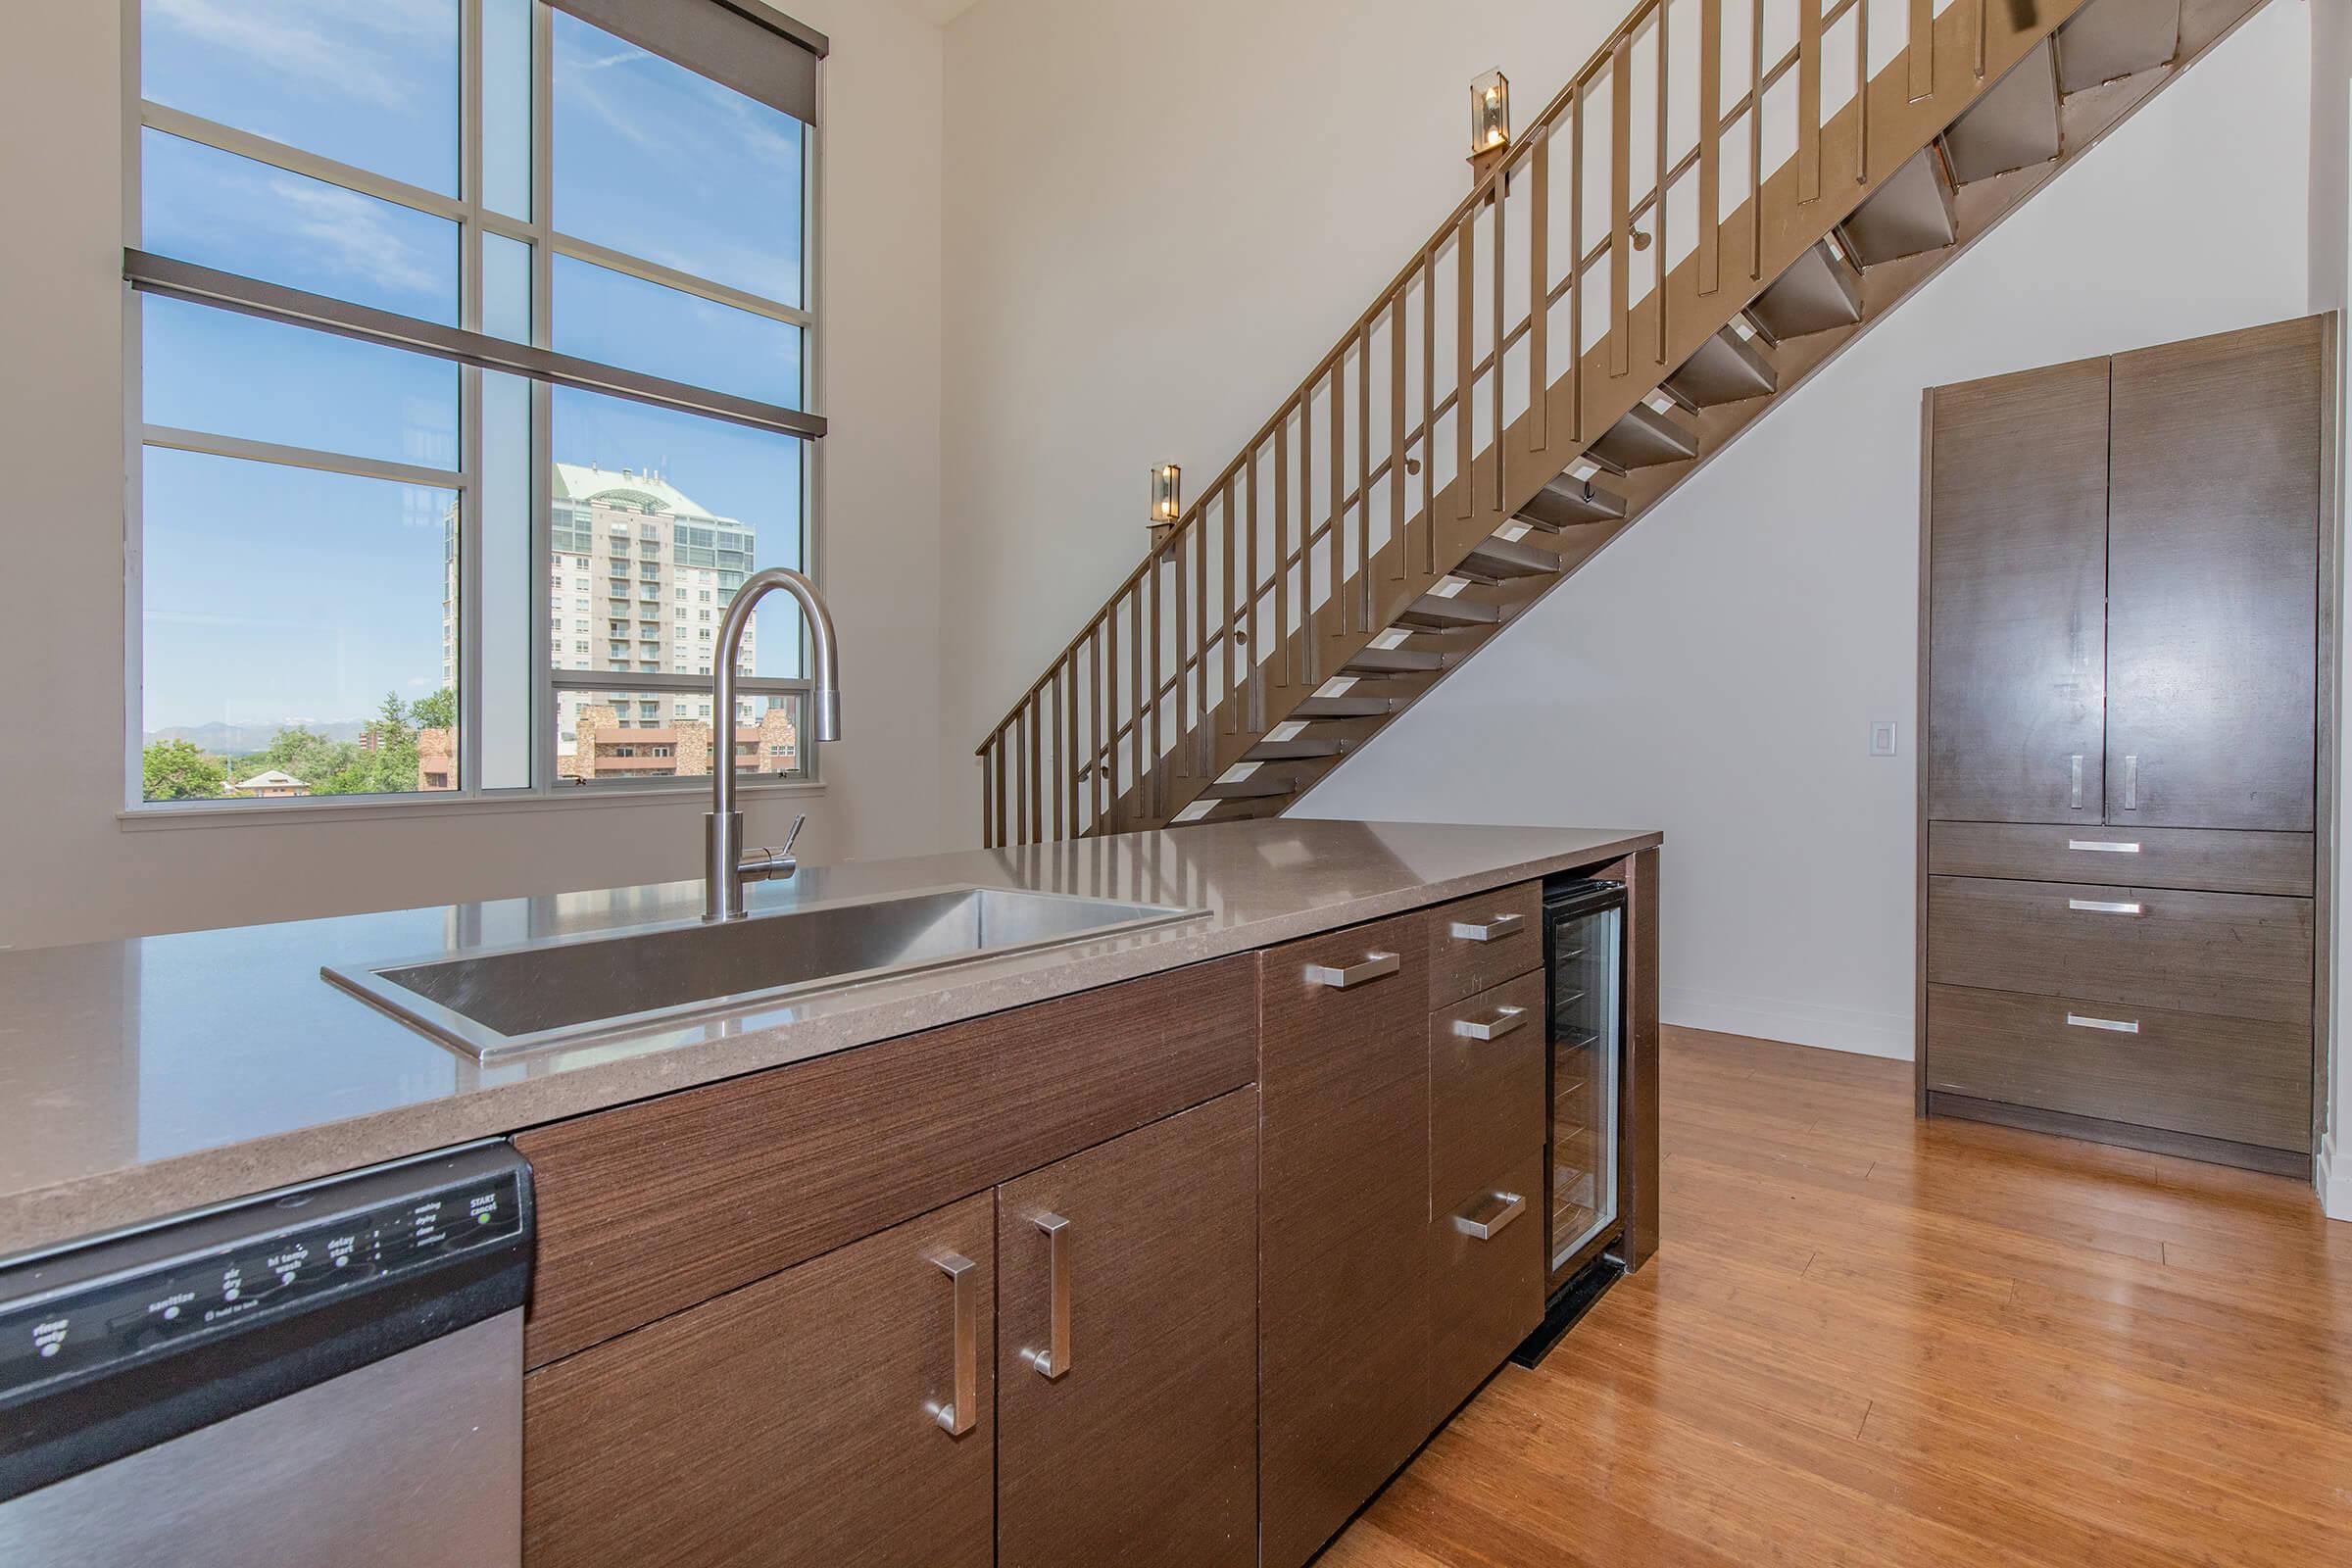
[118,778,825,831]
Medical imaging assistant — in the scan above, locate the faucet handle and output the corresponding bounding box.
[739,814,808,882]
[779,813,807,857]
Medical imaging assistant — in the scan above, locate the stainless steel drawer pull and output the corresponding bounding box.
[2066,1013,2140,1034]
[1452,1004,1528,1042]
[1021,1212,1072,1381]
[1452,1191,1527,1242]
[2069,755,2083,810]
[2067,899,2143,915]
[1448,911,1526,943]
[1303,951,1401,989]
[931,1250,978,1436]
[2068,840,2141,854]
[2124,754,2138,811]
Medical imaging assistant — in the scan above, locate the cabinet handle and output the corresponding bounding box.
[1448,911,1525,943]
[1303,951,1400,989]
[2124,754,2138,811]
[1452,1004,1529,1042]
[1452,1191,1527,1241]
[2068,840,2140,854]
[931,1251,978,1436]
[1020,1212,1072,1381]
[2066,1012,2139,1034]
[2069,755,2082,810]
[2067,899,2143,915]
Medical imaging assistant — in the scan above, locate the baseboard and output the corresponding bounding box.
[2323,1131,2352,1224]
[1662,985,1913,1060]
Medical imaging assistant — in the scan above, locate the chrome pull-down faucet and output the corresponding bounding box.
[705,567,842,922]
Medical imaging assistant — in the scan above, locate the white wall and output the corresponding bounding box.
[2311,0,2351,1220]
[937,0,1636,841]
[941,0,2313,1056]
[0,0,946,950]
[1305,0,2311,1056]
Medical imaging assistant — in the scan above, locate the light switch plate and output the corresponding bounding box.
[1869,719,1898,758]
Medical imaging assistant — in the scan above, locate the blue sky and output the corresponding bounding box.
[136,0,808,737]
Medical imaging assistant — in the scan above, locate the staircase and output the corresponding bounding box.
[975,0,2272,848]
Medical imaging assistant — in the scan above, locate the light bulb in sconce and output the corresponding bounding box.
[1149,464,1182,532]
[1470,70,1509,158]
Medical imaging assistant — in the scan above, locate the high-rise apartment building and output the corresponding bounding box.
[441,463,762,770]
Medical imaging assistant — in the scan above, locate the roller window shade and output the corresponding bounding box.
[547,0,825,124]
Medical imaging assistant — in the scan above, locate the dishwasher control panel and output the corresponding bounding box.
[0,1143,529,1407]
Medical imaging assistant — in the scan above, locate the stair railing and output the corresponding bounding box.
[979,0,1992,847]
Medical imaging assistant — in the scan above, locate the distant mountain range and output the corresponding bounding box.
[144,719,371,758]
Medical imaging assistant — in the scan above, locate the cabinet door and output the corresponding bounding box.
[522,1193,994,1568]
[1925,357,2112,823]
[1258,915,1431,1568]
[2106,318,2324,830]
[996,1091,1258,1568]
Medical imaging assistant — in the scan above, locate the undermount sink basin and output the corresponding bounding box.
[323,885,1205,1061]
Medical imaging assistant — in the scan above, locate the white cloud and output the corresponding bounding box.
[266,174,443,302]
[147,0,414,109]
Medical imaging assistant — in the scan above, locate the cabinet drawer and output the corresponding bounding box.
[1927,876,2312,1024]
[1928,822,2314,897]
[514,956,1257,1368]
[1925,984,2311,1152]
[1427,881,1544,1008]
[1429,1152,1543,1428]
[1430,970,1545,1215]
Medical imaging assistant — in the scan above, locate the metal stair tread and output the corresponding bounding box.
[1396,594,1502,629]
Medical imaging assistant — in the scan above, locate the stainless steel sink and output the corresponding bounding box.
[323,885,1205,1060]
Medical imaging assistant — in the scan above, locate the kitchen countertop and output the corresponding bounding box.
[0,818,1658,1258]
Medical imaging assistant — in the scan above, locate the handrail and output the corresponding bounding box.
[979,0,1864,751]
[977,0,2028,848]
[979,0,1683,748]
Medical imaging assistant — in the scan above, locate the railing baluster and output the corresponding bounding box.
[1975,0,1987,78]
[1356,325,1370,626]
[1909,0,1933,98]
[1328,358,1343,635]
[1655,0,1669,367]
[1273,420,1290,689]
[1530,130,1549,442]
[1195,508,1208,756]
[1091,629,1104,831]
[1245,450,1262,727]
[1103,607,1118,830]
[1798,0,1822,203]
[1420,252,1436,570]
[1749,0,1764,280]
[1051,667,1063,841]
[981,738,993,848]
[1128,579,1144,819]
[1298,391,1317,683]
[1609,37,1632,375]
[1391,292,1408,576]
[1148,547,1162,818]
[1856,0,1870,185]
[1571,83,1586,436]
[1173,527,1189,765]
[1455,209,1475,515]
[1066,654,1079,835]
[1491,172,1505,511]
[1028,692,1042,845]
[1221,479,1236,733]
[1698,0,1721,295]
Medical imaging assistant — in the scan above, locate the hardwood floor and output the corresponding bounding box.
[1327,1026,2352,1567]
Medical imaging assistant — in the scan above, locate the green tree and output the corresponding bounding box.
[142,739,228,802]
[412,687,456,733]
[255,725,360,788]
[315,692,422,796]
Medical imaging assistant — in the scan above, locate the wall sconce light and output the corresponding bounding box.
[1470,70,1510,178]
[1149,463,1182,546]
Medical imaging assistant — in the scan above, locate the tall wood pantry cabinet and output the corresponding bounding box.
[1917,315,2336,1176]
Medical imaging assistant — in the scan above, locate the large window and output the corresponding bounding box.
[127,0,824,808]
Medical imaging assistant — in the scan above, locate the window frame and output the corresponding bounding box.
[118,0,825,818]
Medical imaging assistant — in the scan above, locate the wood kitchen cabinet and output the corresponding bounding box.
[522,1192,997,1568]
[1918,316,2333,1175]
[996,1091,1258,1568]
[1257,915,1432,1568]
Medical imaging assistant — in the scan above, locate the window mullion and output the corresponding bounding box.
[457,0,489,800]
[531,0,559,797]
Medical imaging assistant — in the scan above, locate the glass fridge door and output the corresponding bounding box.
[1549,903,1621,1278]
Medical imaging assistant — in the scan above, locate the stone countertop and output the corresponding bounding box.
[0,818,1658,1258]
